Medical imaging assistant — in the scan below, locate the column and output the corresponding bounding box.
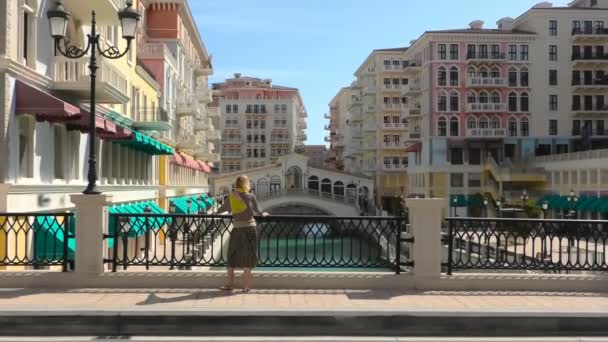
[70,194,113,275]
[406,198,445,281]
[0,184,10,212]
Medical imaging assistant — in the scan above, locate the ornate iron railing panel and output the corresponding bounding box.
[0,213,74,271]
[446,218,608,274]
[105,214,408,273]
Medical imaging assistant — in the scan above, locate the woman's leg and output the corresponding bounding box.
[243,268,253,291]
[224,267,235,289]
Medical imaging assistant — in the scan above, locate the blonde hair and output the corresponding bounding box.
[235,175,251,192]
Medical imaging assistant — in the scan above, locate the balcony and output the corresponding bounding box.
[196,87,213,103]
[363,124,377,132]
[572,79,608,91]
[409,106,422,116]
[572,105,608,116]
[467,103,507,113]
[131,108,171,132]
[221,152,242,159]
[298,133,308,141]
[466,53,507,62]
[405,85,421,95]
[207,106,220,118]
[52,56,129,104]
[176,96,198,116]
[383,163,407,171]
[298,122,307,130]
[363,143,377,150]
[466,77,507,88]
[382,141,406,149]
[194,119,211,132]
[348,98,363,110]
[403,62,421,75]
[409,131,421,140]
[381,122,408,130]
[572,53,608,65]
[466,128,507,138]
[222,137,242,144]
[206,130,221,141]
[572,28,608,41]
[61,0,126,24]
[138,42,177,66]
[271,138,290,143]
[176,135,197,150]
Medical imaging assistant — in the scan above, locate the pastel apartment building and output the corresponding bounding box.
[330,0,608,215]
[213,74,308,173]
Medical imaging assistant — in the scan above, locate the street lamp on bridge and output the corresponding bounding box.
[47,1,140,195]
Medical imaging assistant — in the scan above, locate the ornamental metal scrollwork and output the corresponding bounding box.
[55,38,89,59]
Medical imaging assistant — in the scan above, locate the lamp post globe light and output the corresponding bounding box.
[520,189,529,208]
[496,198,502,218]
[47,1,140,195]
[483,198,488,218]
[542,201,549,219]
[567,189,578,218]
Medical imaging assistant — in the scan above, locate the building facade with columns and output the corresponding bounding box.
[0,0,214,213]
[213,74,308,173]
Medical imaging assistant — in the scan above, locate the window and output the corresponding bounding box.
[225,104,232,114]
[490,44,500,59]
[18,115,33,178]
[467,44,476,59]
[450,117,459,136]
[450,44,459,60]
[508,45,517,60]
[438,67,447,86]
[520,92,529,112]
[449,67,459,86]
[274,104,280,113]
[438,44,447,60]
[467,117,477,129]
[438,94,447,111]
[479,91,489,104]
[549,20,558,36]
[401,78,409,85]
[450,173,464,187]
[520,68,529,87]
[479,45,488,59]
[573,20,582,34]
[508,118,518,136]
[508,92,518,112]
[573,95,581,110]
[520,118,530,137]
[491,92,500,104]
[596,120,605,135]
[549,120,558,136]
[467,92,476,104]
[260,105,267,114]
[53,125,66,179]
[438,117,447,136]
[549,70,558,86]
[573,120,581,135]
[246,120,252,129]
[449,92,459,111]
[246,105,252,113]
[549,45,558,61]
[508,69,518,87]
[490,67,500,78]
[520,45,529,60]
[479,117,489,129]
[253,104,259,114]
[490,117,500,129]
[549,95,558,111]
[281,104,287,113]
[233,104,239,113]
[384,78,391,88]
[19,1,36,67]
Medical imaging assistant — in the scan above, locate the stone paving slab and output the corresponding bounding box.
[0,288,607,316]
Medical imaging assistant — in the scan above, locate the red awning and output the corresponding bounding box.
[15,80,81,122]
[404,143,422,153]
[67,110,132,140]
[198,161,211,173]
[170,153,201,171]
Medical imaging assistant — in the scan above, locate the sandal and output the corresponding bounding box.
[220,285,234,291]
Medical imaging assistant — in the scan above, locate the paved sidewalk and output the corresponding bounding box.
[0,288,607,315]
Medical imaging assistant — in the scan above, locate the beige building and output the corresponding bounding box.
[301,145,329,168]
[213,74,308,173]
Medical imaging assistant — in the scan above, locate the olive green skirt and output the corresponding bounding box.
[227,226,258,269]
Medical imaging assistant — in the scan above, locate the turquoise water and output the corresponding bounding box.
[213,223,394,272]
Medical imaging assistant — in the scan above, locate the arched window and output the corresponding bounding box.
[438,67,447,86]
[450,66,459,86]
[508,67,518,87]
[490,66,500,78]
[520,92,529,112]
[490,116,501,129]
[520,67,529,87]
[467,66,476,78]
[467,116,477,129]
[491,91,501,104]
[479,116,489,129]
[449,91,459,111]
[450,117,459,136]
[479,91,489,104]
[333,181,345,197]
[479,66,489,78]
[508,117,518,136]
[437,92,447,111]
[321,178,332,194]
[467,91,477,104]
[438,117,447,136]
[520,117,530,137]
[508,92,518,112]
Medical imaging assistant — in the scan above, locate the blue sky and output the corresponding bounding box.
[191,0,570,145]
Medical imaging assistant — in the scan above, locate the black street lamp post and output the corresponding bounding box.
[47,1,139,195]
[452,197,457,217]
[496,198,502,218]
[520,189,529,208]
[483,198,488,218]
[567,189,578,219]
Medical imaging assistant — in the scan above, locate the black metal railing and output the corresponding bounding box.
[572,28,608,36]
[446,218,608,274]
[0,213,74,271]
[572,53,608,61]
[105,214,410,273]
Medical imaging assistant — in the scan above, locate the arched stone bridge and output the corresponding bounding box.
[210,154,374,216]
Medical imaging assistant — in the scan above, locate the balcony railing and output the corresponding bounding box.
[383,163,408,171]
[467,103,507,113]
[572,129,608,136]
[572,105,608,112]
[221,152,242,158]
[138,42,177,65]
[221,138,241,144]
[572,53,608,61]
[572,28,608,36]
[466,77,507,87]
[572,79,608,87]
[176,95,198,116]
[466,128,507,138]
[52,56,129,104]
[466,53,507,61]
[382,122,408,130]
[383,141,406,148]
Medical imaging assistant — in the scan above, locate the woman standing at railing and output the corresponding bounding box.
[216,175,268,292]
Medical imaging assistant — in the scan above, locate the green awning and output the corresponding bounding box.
[597,197,608,214]
[119,131,174,156]
[107,201,166,249]
[576,197,594,212]
[169,195,212,214]
[450,194,467,207]
[34,216,75,261]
